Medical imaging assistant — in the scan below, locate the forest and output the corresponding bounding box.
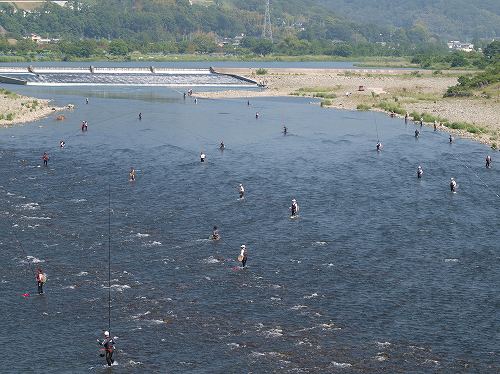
[0,0,497,61]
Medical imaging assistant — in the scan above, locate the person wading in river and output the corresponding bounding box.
[36,267,46,294]
[97,331,115,366]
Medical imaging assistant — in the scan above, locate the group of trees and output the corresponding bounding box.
[445,41,500,97]
[0,0,496,60]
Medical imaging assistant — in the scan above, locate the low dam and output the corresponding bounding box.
[0,66,257,87]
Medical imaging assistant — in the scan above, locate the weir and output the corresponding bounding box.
[0,66,258,87]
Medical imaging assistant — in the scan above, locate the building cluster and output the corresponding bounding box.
[447,41,475,52]
[217,34,245,48]
[25,33,60,45]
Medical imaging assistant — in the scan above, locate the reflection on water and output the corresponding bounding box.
[0,86,498,372]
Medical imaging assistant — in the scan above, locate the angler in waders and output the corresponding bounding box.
[97,331,115,366]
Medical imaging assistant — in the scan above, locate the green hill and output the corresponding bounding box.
[316,0,500,39]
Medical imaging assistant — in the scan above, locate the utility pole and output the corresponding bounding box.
[262,0,273,42]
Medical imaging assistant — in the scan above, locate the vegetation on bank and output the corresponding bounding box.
[445,41,500,98]
[352,102,496,144]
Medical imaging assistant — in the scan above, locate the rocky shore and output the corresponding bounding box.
[0,89,64,128]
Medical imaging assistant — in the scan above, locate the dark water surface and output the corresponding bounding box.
[0,86,499,373]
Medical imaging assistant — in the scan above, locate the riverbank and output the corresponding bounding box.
[0,54,412,64]
[0,88,64,127]
[197,68,500,148]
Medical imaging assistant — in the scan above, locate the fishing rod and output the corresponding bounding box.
[373,112,380,143]
[108,183,112,332]
[11,227,36,278]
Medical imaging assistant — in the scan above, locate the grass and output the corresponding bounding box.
[320,99,332,107]
[294,87,338,99]
[313,92,336,99]
[0,88,18,98]
[256,68,268,75]
[5,113,15,121]
[443,121,486,134]
[297,87,338,93]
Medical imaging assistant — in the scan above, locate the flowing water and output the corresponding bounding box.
[0,85,499,373]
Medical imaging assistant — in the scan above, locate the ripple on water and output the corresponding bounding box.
[262,328,283,338]
[312,241,327,246]
[109,284,131,292]
[24,256,44,264]
[69,198,87,203]
[18,202,39,210]
[330,361,352,368]
[303,292,319,299]
[143,241,162,247]
[202,256,220,264]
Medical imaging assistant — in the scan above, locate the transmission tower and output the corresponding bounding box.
[262,0,273,42]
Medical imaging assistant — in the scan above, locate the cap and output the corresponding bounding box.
[241,245,246,249]
[292,199,296,202]
[104,331,109,337]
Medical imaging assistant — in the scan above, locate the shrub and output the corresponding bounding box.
[256,68,268,75]
[376,101,406,115]
[410,111,421,120]
[356,104,371,111]
[6,113,15,121]
[320,99,332,107]
[313,92,336,99]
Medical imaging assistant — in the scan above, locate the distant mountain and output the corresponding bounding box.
[316,0,500,39]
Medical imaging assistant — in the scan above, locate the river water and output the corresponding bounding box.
[0,85,499,373]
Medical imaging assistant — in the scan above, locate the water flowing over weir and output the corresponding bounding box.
[0,66,257,87]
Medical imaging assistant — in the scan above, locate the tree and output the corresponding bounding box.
[483,41,500,60]
[191,33,218,53]
[60,39,97,58]
[252,39,273,55]
[449,52,468,67]
[108,39,129,55]
[328,42,352,57]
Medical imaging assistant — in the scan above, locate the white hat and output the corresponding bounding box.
[104,331,109,337]
[451,177,454,180]
[292,199,296,202]
[241,245,246,248]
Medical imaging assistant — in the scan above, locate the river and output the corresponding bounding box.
[0,84,498,372]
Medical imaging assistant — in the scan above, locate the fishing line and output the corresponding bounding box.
[372,111,380,143]
[108,183,112,333]
[450,151,500,199]
[11,226,36,278]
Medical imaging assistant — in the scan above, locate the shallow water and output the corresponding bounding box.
[0,86,499,372]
